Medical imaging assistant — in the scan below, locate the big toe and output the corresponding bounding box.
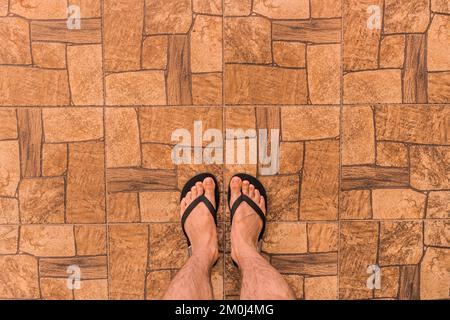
[229,176,242,204]
[203,177,216,208]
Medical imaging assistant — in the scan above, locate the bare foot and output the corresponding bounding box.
[180,177,219,267]
[229,176,266,266]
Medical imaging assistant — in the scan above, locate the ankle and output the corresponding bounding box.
[191,246,219,267]
[231,243,260,266]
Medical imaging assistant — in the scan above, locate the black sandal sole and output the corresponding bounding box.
[180,172,220,249]
[227,173,267,267]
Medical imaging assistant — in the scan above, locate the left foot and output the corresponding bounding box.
[180,177,219,267]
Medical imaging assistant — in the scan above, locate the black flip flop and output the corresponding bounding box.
[180,173,220,256]
[227,173,267,267]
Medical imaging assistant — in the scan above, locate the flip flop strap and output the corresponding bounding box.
[181,195,217,247]
[230,194,266,240]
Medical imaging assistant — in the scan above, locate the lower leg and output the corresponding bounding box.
[163,177,219,300]
[163,253,215,300]
[229,177,295,300]
[236,248,295,300]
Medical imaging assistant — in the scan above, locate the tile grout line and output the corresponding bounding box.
[221,0,226,300]
[99,0,111,300]
[338,0,344,300]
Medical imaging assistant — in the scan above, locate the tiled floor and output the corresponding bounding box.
[0,0,449,300]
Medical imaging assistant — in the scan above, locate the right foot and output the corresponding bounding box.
[229,176,266,265]
[180,177,219,267]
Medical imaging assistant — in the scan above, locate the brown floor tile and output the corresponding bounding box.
[0,17,31,65]
[372,189,426,220]
[427,192,450,219]
[105,71,166,105]
[410,146,450,190]
[339,190,372,220]
[191,15,222,73]
[0,109,17,140]
[424,220,450,247]
[0,67,70,106]
[74,225,107,256]
[420,247,450,299]
[307,44,341,104]
[225,64,307,105]
[140,191,179,223]
[300,140,339,221]
[67,141,105,223]
[67,44,104,105]
[379,221,423,265]
[384,0,429,34]
[149,223,188,270]
[342,106,375,165]
[42,108,103,143]
[42,143,67,177]
[105,108,141,168]
[104,0,143,72]
[262,222,307,254]
[109,224,148,300]
[146,0,192,35]
[19,178,65,224]
[146,270,172,300]
[307,222,338,253]
[224,0,251,16]
[225,17,271,64]
[283,274,304,300]
[40,278,73,300]
[0,198,19,224]
[0,0,448,301]
[74,279,108,300]
[142,36,167,70]
[0,140,20,197]
[39,256,107,279]
[0,255,39,299]
[0,225,18,254]
[259,175,299,221]
[339,221,378,299]
[374,267,399,299]
[281,106,340,141]
[20,225,76,257]
[253,0,309,19]
[107,193,140,223]
[305,276,338,300]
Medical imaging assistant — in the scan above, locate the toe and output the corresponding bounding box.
[191,186,198,198]
[230,176,242,204]
[242,180,249,195]
[180,198,187,216]
[203,177,216,209]
[249,184,255,198]
[259,196,266,214]
[195,181,204,196]
[254,189,261,203]
[186,191,192,202]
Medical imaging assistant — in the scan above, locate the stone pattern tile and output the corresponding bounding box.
[0,1,448,301]
[344,0,450,104]
[0,107,107,300]
[224,1,342,105]
[341,104,450,300]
